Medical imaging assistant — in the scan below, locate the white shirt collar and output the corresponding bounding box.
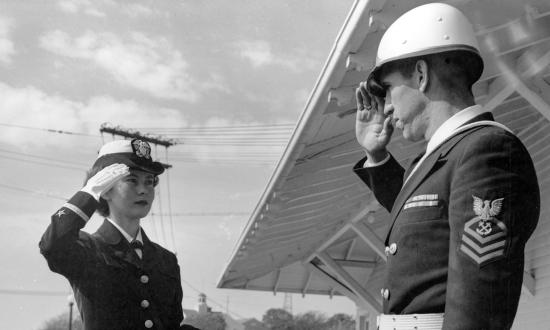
[426,105,486,155]
[106,218,143,243]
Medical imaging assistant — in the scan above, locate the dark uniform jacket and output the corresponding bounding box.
[39,191,184,330]
[353,113,540,329]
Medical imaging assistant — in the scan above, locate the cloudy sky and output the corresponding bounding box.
[0,0,356,328]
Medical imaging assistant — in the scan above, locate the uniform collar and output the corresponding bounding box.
[426,105,485,156]
[106,217,143,244]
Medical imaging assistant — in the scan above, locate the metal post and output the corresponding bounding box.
[67,294,74,330]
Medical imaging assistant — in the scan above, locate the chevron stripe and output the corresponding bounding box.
[461,235,505,254]
[463,218,506,244]
[62,203,90,222]
[460,244,504,265]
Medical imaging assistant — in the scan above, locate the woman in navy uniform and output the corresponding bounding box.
[40,139,196,330]
[353,3,540,329]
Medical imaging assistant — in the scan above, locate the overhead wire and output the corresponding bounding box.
[154,145,167,247]
[0,122,99,137]
[0,183,67,201]
[164,147,178,254]
[0,288,71,297]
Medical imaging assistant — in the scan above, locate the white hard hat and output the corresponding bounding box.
[367,3,483,93]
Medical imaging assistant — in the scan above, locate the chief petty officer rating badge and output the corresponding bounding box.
[460,196,508,266]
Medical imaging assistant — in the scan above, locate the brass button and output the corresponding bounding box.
[389,243,397,255]
[140,275,149,284]
[144,319,153,328]
[384,246,390,256]
[382,288,390,300]
[141,299,150,308]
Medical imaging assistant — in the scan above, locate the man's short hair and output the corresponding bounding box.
[371,50,482,97]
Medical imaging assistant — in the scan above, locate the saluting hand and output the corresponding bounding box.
[355,81,393,162]
[81,163,130,201]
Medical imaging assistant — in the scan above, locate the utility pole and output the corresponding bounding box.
[99,123,177,147]
[98,123,178,251]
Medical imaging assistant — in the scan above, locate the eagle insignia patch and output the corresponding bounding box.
[460,196,507,266]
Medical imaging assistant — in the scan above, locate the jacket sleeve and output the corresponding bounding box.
[443,130,540,329]
[353,154,405,212]
[39,191,98,280]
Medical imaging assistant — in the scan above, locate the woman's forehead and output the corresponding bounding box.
[128,169,155,178]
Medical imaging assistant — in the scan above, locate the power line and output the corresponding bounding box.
[0,183,68,201]
[0,288,71,296]
[0,122,99,137]
[151,212,249,217]
[0,148,88,166]
[0,154,86,172]
[136,123,295,130]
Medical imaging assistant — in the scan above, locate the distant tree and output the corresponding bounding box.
[294,311,328,330]
[325,313,355,330]
[38,311,83,330]
[184,312,227,330]
[243,318,269,330]
[243,318,268,330]
[262,308,294,330]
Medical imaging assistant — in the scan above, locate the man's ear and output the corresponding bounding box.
[415,60,429,93]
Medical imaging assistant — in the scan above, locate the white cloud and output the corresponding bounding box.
[0,17,15,64]
[120,3,163,18]
[57,0,106,17]
[40,30,201,101]
[0,81,186,148]
[236,40,321,72]
[238,40,274,67]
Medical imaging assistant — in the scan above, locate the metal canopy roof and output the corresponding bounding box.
[218,0,550,320]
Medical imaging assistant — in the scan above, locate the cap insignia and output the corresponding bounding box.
[131,139,152,159]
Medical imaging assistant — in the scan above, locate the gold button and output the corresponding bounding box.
[389,243,397,255]
[141,299,149,308]
[140,275,149,284]
[384,246,390,256]
[144,320,153,328]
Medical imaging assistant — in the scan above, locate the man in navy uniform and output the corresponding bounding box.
[40,139,196,330]
[353,3,540,329]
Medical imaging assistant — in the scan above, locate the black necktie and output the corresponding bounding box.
[130,240,143,259]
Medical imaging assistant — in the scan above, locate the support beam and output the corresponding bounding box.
[350,221,387,262]
[301,271,312,298]
[345,238,357,260]
[316,251,382,312]
[522,270,536,297]
[303,262,361,305]
[497,59,550,122]
[335,259,377,269]
[483,46,550,112]
[273,269,281,295]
